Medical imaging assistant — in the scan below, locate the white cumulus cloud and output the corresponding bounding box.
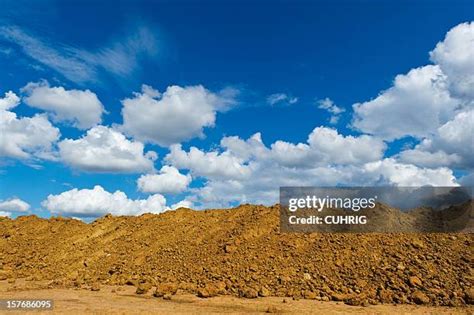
[362,158,457,187]
[181,157,457,209]
[166,144,251,180]
[352,65,458,140]
[58,126,157,173]
[399,109,474,169]
[137,166,192,194]
[171,199,194,209]
[42,185,167,218]
[0,110,60,159]
[222,127,386,168]
[121,84,237,146]
[0,91,20,110]
[306,127,385,165]
[166,127,386,185]
[430,22,474,100]
[22,81,104,129]
[165,128,456,208]
[0,198,30,213]
[398,149,461,169]
[353,23,474,141]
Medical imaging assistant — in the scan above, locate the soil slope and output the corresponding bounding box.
[0,204,472,307]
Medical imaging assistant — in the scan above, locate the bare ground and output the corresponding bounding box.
[1,204,473,311]
[1,280,473,314]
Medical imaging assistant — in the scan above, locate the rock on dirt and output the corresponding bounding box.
[259,287,271,297]
[90,283,100,291]
[240,288,258,299]
[197,282,226,298]
[409,276,423,287]
[154,283,178,297]
[412,291,430,305]
[136,282,152,294]
[465,288,474,305]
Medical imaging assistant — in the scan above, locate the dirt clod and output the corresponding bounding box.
[154,283,178,297]
[259,287,271,297]
[465,288,474,304]
[224,244,236,253]
[197,288,213,298]
[0,271,8,281]
[331,293,350,302]
[303,290,318,300]
[412,291,430,305]
[240,288,258,299]
[409,276,423,287]
[136,282,152,294]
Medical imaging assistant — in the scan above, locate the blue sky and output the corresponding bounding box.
[0,0,473,219]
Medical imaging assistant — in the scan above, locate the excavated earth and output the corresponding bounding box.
[0,204,473,308]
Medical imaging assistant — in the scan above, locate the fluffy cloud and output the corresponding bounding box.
[42,185,167,217]
[59,126,157,173]
[362,158,457,187]
[0,89,61,161]
[352,65,458,140]
[399,109,474,169]
[353,23,474,141]
[22,81,104,129]
[267,93,298,105]
[306,127,385,165]
[171,199,194,209]
[0,91,20,110]
[121,84,237,146]
[0,198,30,213]
[219,133,267,161]
[183,157,457,209]
[137,166,192,194]
[186,165,353,208]
[398,149,461,169]
[166,127,385,184]
[166,144,251,180]
[0,110,60,159]
[430,22,474,100]
[434,109,474,164]
[221,127,386,168]
[351,22,473,171]
[166,128,455,208]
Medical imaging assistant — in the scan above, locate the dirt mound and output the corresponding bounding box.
[0,204,472,307]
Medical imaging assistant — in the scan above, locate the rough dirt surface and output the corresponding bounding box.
[1,280,472,314]
[0,204,473,310]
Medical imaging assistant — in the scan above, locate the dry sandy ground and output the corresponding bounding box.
[1,281,472,314]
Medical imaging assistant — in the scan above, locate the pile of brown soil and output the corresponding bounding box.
[0,204,472,306]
